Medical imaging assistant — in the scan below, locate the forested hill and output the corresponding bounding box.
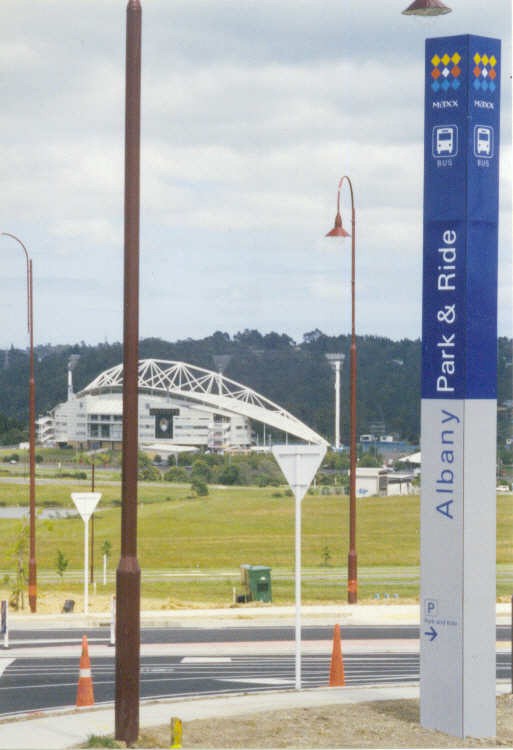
[1,330,512,445]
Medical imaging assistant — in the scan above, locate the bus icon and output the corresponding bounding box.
[432,125,458,158]
[474,125,493,158]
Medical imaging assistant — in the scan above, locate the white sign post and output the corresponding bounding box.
[272,444,327,690]
[1,600,8,649]
[71,492,102,614]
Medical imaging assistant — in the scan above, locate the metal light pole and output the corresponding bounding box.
[115,0,142,745]
[1,232,37,613]
[325,177,358,604]
[402,0,452,14]
[325,353,345,450]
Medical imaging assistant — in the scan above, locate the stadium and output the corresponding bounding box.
[37,359,327,452]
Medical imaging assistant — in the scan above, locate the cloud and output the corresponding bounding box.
[0,0,510,348]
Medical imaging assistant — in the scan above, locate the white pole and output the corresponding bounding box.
[110,594,116,646]
[294,453,301,690]
[84,518,89,614]
[103,553,107,586]
[334,360,341,450]
[2,600,8,649]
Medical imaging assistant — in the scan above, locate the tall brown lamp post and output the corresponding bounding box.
[325,177,358,604]
[115,0,142,745]
[1,231,37,613]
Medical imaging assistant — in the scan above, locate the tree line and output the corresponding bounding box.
[0,330,511,447]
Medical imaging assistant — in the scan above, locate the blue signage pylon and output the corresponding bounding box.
[420,35,501,739]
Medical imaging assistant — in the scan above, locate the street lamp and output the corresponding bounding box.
[325,177,358,604]
[1,232,37,613]
[402,0,452,15]
[115,0,142,745]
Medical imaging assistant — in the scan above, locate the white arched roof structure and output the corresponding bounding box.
[81,359,327,446]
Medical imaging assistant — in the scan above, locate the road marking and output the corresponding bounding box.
[218,677,293,686]
[181,657,232,663]
[0,658,14,677]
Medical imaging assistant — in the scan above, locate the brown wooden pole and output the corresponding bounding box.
[1,233,37,613]
[115,1,142,744]
[346,179,357,605]
[27,258,37,612]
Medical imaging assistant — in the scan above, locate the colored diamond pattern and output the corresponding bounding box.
[430,50,498,95]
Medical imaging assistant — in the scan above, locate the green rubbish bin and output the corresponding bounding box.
[240,564,272,603]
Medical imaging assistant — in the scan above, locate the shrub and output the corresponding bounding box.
[191,478,208,496]
[163,467,189,483]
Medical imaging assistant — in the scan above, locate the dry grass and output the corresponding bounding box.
[129,695,513,749]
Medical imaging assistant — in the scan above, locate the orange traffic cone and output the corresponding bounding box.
[329,623,345,686]
[76,635,95,707]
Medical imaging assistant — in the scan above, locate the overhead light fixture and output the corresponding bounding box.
[402,0,452,15]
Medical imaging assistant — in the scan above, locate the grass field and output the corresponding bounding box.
[1,479,512,608]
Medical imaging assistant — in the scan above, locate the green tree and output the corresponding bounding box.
[56,549,69,581]
[216,464,240,485]
[190,459,212,483]
[9,520,28,610]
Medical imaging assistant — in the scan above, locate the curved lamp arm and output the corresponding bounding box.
[1,231,32,335]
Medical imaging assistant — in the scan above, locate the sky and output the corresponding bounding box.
[1,0,511,349]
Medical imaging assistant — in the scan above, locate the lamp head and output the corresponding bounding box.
[326,212,350,238]
[402,0,452,15]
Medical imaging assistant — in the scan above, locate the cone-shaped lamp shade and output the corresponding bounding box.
[326,213,351,238]
[402,0,452,15]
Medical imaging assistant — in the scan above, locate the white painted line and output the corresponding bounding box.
[181,656,232,663]
[0,658,15,677]
[218,677,293,686]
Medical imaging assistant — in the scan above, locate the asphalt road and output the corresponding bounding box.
[6,624,424,646]
[0,626,510,717]
[5,624,511,646]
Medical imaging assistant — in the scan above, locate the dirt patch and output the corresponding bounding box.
[129,695,513,749]
[1,589,187,615]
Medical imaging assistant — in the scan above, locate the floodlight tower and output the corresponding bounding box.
[325,353,345,450]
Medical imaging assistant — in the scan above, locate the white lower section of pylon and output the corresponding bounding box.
[420,399,496,738]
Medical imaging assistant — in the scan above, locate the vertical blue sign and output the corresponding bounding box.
[420,35,500,740]
[423,34,501,399]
